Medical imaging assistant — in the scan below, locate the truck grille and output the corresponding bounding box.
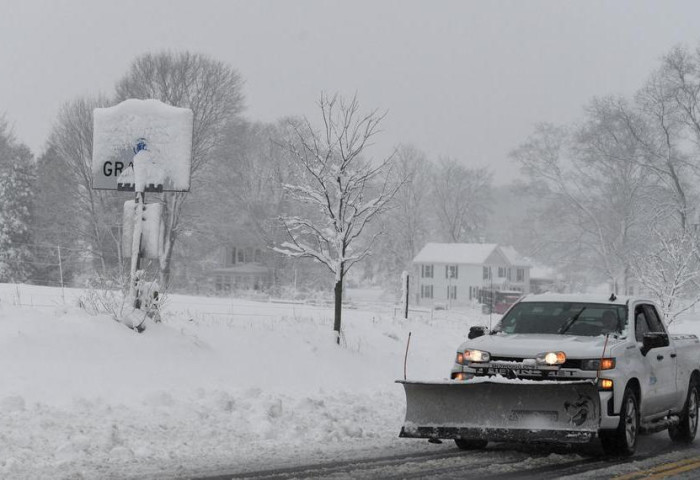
[488,356,584,369]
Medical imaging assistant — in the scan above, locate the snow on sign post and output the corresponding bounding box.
[92,99,193,325]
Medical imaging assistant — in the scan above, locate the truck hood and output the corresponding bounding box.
[458,333,621,359]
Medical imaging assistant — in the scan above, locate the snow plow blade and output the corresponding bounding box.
[398,380,600,443]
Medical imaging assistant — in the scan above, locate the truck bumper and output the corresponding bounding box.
[400,425,595,443]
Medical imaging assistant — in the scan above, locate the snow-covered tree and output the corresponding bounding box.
[276,93,402,344]
[630,229,700,323]
[0,118,34,282]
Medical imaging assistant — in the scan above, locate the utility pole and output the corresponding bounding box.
[57,245,65,303]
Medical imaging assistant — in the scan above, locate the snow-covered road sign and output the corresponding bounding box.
[92,99,193,192]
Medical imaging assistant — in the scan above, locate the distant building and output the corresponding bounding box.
[211,245,272,293]
[528,263,566,294]
[412,243,531,307]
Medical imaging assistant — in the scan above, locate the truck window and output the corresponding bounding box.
[634,307,649,343]
[642,304,670,347]
[494,302,626,336]
[642,305,666,333]
[635,304,669,346]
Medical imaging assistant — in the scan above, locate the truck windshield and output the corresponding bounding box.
[492,302,627,336]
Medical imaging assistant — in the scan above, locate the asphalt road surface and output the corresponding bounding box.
[192,433,700,480]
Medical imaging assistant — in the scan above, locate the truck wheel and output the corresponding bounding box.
[669,377,699,443]
[454,438,488,450]
[600,386,638,457]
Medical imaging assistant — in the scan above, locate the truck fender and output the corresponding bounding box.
[617,379,641,416]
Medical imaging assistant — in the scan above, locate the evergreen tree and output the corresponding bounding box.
[0,119,34,282]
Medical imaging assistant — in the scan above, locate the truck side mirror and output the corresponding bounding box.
[468,326,487,339]
[641,333,668,356]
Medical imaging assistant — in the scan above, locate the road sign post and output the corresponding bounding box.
[92,99,193,328]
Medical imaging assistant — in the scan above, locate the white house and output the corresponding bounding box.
[211,244,272,293]
[412,243,531,307]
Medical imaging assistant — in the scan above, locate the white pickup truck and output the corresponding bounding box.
[399,294,700,456]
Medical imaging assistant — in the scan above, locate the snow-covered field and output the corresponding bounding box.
[0,284,483,479]
[4,284,700,480]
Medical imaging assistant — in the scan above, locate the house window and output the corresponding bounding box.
[421,265,434,278]
[216,274,232,292]
[498,267,506,278]
[516,268,525,282]
[447,285,457,300]
[446,265,458,279]
[421,285,433,299]
[230,247,237,265]
[255,248,262,263]
[483,266,491,280]
[237,249,245,263]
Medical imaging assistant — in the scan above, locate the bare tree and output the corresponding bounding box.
[276,93,402,344]
[509,42,700,309]
[370,144,433,286]
[115,51,244,287]
[512,112,652,294]
[659,45,700,154]
[45,95,122,278]
[184,119,294,290]
[432,158,492,242]
[617,46,700,314]
[211,120,291,243]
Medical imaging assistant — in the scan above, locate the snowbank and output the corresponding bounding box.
[0,284,473,479]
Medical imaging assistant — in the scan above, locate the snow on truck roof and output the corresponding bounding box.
[520,293,632,305]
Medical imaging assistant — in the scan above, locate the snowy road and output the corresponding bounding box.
[192,433,700,479]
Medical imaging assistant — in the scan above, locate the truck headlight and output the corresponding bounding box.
[582,358,616,370]
[460,349,491,363]
[536,351,566,365]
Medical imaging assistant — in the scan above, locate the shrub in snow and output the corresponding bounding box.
[78,272,162,331]
[78,276,130,320]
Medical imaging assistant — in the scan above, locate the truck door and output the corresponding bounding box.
[635,304,676,414]
[644,304,678,410]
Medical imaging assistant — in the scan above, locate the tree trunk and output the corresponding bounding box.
[333,261,344,345]
[159,233,175,289]
[334,277,343,345]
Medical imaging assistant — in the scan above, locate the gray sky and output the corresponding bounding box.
[2,0,700,184]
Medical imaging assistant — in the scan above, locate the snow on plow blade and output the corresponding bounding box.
[398,379,600,443]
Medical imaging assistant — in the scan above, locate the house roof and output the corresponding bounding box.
[499,245,530,267]
[413,243,498,264]
[413,243,531,267]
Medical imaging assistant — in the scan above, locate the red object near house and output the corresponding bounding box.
[481,290,522,314]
